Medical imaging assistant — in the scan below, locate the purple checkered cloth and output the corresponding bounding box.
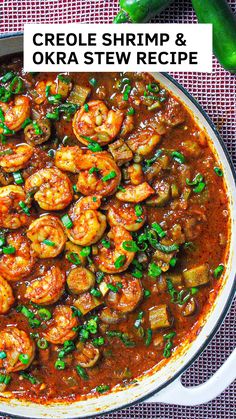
[0,0,235,418]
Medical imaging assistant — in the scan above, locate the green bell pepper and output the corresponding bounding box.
[192,0,236,73]
[113,0,174,23]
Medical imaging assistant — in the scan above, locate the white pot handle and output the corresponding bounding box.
[147,348,236,406]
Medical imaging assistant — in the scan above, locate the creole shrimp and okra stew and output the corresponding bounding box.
[0,55,229,402]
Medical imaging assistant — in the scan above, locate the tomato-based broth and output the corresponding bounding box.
[0,55,229,403]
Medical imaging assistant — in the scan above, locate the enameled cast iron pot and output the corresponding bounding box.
[0,32,235,419]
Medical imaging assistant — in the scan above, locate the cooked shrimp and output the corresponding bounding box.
[105,274,143,313]
[67,195,106,246]
[55,146,82,173]
[25,266,66,305]
[0,96,30,132]
[67,267,95,294]
[43,305,78,344]
[107,200,146,231]
[75,342,100,368]
[0,276,14,314]
[116,182,154,203]
[0,144,33,173]
[0,327,35,372]
[25,167,73,210]
[27,215,67,258]
[94,226,136,273]
[72,100,124,145]
[34,80,56,105]
[127,129,161,156]
[0,233,36,281]
[34,77,72,105]
[0,185,29,229]
[76,152,121,197]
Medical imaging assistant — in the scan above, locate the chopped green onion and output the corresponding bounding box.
[101,171,117,182]
[96,271,105,284]
[154,242,179,254]
[32,120,43,135]
[37,338,49,350]
[1,71,14,83]
[17,305,34,319]
[143,149,162,169]
[61,214,73,229]
[147,83,160,93]
[163,331,176,358]
[0,374,11,385]
[123,84,131,101]
[114,254,126,269]
[164,331,176,340]
[90,288,102,298]
[214,167,223,177]
[151,222,166,239]
[127,107,135,115]
[148,262,162,278]
[9,76,23,94]
[0,87,12,103]
[38,308,52,321]
[101,239,111,249]
[92,337,105,347]
[96,384,110,393]
[80,246,91,257]
[87,142,102,152]
[193,182,206,193]
[48,94,62,104]
[171,151,185,164]
[135,204,143,217]
[13,171,24,185]
[45,85,51,97]
[28,318,41,328]
[89,78,97,87]
[145,328,152,346]
[169,257,177,267]
[89,167,100,174]
[21,117,32,129]
[191,287,199,295]
[186,173,203,186]
[20,372,38,384]
[84,103,89,112]
[55,359,66,370]
[76,365,89,380]
[19,201,30,215]
[132,268,143,279]
[134,311,143,328]
[19,354,30,365]
[117,185,125,191]
[66,252,81,265]
[2,245,15,254]
[144,289,151,298]
[42,239,55,247]
[122,240,139,252]
[214,264,224,278]
[46,109,59,120]
[107,283,119,293]
[58,74,71,84]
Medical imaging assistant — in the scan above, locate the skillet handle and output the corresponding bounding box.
[146,348,236,406]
